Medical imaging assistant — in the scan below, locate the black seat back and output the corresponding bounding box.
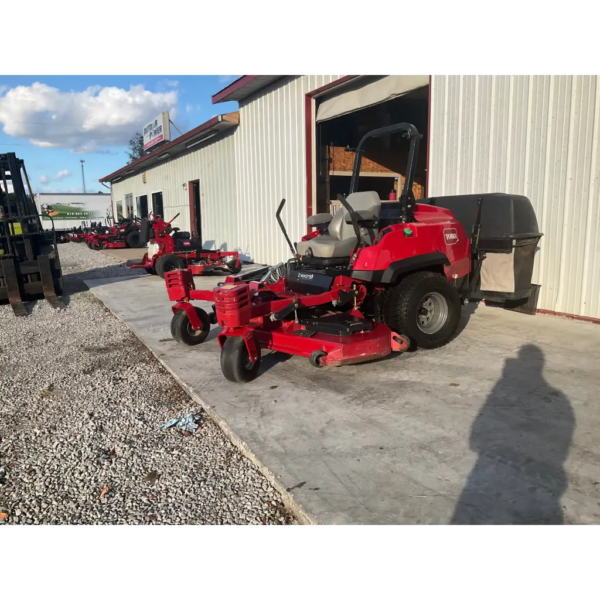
[138,219,151,245]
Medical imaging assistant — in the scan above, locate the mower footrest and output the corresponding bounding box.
[125,259,144,268]
[301,314,373,337]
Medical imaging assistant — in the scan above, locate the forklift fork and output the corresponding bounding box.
[1,258,27,316]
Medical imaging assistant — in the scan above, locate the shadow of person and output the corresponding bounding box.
[451,344,575,524]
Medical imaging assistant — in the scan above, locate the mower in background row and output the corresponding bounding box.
[165,122,542,383]
[68,217,143,250]
[125,213,242,278]
[85,217,143,250]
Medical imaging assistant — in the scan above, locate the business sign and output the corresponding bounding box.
[39,197,111,221]
[143,112,171,151]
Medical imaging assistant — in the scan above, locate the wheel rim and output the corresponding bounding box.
[243,352,254,370]
[186,319,203,337]
[417,291,448,334]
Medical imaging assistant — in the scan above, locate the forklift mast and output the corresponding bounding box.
[0,153,64,315]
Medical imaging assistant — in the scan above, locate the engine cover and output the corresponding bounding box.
[286,270,334,295]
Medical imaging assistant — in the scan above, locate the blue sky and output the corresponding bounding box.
[0,75,239,193]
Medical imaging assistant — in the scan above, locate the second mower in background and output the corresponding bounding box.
[125,213,242,278]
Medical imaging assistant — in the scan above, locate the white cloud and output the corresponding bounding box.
[39,169,74,185]
[0,82,178,153]
[165,80,179,87]
[0,85,7,95]
[185,104,201,113]
[218,75,238,84]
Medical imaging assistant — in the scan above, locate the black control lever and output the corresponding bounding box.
[276,199,298,258]
[271,301,299,322]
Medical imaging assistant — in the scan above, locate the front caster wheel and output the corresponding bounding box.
[227,259,242,275]
[309,350,327,368]
[170,307,210,346]
[220,336,261,383]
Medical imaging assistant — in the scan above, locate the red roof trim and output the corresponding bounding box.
[99,115,226,183]
[211,76,257,105]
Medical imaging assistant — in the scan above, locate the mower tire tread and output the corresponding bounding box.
[156,254,186,278]
[170,307,210,346]
[220,337,261,383]
[126,230,143,248]
[384,271,461,350]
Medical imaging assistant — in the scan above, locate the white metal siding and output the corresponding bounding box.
[234,76,344,265]
[429,75,600,319]
[110,132,238,252]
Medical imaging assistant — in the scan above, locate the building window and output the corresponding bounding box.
[116,201,123,220]
[152,191,164,217]
[125,194,134,219]
[136,195,148,218]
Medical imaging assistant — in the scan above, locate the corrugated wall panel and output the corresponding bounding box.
[234,76,344,265]
[110,131,237,252]
[430,75,600,319]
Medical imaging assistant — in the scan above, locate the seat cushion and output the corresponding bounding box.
[296,235,357,259]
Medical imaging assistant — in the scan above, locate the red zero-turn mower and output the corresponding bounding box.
[165,122,542,383]
[83,217,142,250]
[125,213,242,278]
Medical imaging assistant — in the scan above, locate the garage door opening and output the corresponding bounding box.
[314,80,429,215]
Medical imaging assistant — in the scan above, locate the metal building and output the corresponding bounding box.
[100,75,600,321]
[428,76,600,321]
[100,113,240,254]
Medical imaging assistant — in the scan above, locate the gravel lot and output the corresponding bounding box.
[0,243,296,525]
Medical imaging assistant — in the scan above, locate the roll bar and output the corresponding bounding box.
[349,122,421,223]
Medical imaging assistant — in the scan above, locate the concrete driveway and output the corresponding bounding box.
[100,247,146,261]
[86,273,600,524]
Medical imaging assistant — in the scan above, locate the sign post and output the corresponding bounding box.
[143,112,171,151]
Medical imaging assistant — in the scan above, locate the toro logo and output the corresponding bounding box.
[298,273,314,280]
[183,241,191,246]
[443,228,459,245]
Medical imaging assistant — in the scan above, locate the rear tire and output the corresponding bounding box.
[126,230,142,248]
[155,254,186,278]
[384,271,461,350]
[220,336,261,383]
[170,307,210,346]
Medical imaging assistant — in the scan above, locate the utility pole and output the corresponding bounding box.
[80,160,86,193]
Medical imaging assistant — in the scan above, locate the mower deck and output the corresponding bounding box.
[224,319,405,366]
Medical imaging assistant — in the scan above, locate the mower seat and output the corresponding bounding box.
[296,191,381,259]
[174,233,203,252]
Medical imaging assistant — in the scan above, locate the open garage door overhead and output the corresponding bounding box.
[316,75,429,123]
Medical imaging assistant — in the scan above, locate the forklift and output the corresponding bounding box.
[0,153,64,316]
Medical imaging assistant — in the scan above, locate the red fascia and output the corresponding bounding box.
[99,116,221,183]
[211,76,257,104]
